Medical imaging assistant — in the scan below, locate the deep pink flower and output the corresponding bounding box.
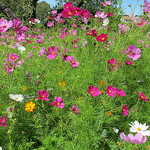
[64,2,72,9]
[87,85,101,97]
[135,18,147,27]
[79,9,89,18]
[0,17,12,33]
[100,2,106,7]
[38,90,49,101]
[86,29,98,37]
[46,46,58,59]
[0,116,7,127]
[107,58,122,72]
[137,91,149,101]
[96,33,108,42]
[61,8,74,18]
[72,7,81,16]
[8,53,19,62]
[125,45,141,60]
[122,104,129,116]
[60,32,68,39]
[106,12,114,17]
[120,132,147,144]
[106,85,117,97]
[3,61,15,75]
[50,97,65,109]
[70,105,80,114]
[125,60,133,65]
[68,56,79,68]
[117,89,126,97]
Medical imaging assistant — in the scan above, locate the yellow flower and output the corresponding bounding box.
[89,102,92,105]
[78,97,83,102]
[99,80,105,86]
[59,81,67,87]
[23,87,27,90]
[56,71,62,75]
[25,101,35,112]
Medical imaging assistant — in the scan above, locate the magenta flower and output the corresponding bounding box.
[38,90,49,101]
[125,60,133,65]
[46,46,58,59]
[137,91,149,101]
[38,47,45,57]
[125,45,141,61]
[8,53,19,62]
[60,32,68,39]
[106,85,117,97]
[105,1,112,5]
[70,105,80,115]
[87,85,101,97]
[122,104,129,116]
[0,116,7,127]
[0,17,12,33]
[135,18,147,27]
[50,97,65,109]
[117,89,126,97]
[100,2,106,7]
[120,132,147,144]
[68,56,79,68]
[107,58,122,72]
[3,61,15,75]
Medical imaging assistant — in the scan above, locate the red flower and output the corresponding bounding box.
[96,33,108,42]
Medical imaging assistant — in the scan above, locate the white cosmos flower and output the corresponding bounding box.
[17,45,26,53]
[0,147,2,150]
[113,127,119,133]
[9,94,24,102]
[129,120,150,136]
[102,18,109,26]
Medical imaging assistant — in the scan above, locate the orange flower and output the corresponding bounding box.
[99,80,105,86]
[105,112,112,116]
[25,101,35,112]
[100,90,104,94]
[89,102,92,105]
[56,71,62,75]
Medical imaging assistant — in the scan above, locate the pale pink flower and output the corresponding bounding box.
[0,17,12,33]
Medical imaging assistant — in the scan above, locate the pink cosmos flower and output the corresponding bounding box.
[125,45,141,61]
[0,17,12,33]
[117,89,126,97]
[72,7,81,16]
[122,104,129,116]
[0,115,7,127]
[106,12,114,17]
[47,21,54,27]
[95,11,107,18]
[64,2,72,9]
[125,60,133,65]
[38,90,49,101]
[118,24,130,33]
[3,61,15,75]
[107,58,122,72]
[8,53,19,62]
[120,132,147,144]
[68,56,79,68]
[137,91,149,101]
[106,85,117,97]
[105,1,112,5]
[61,8,74,18]
[51,10,57,15]
[100,2,106,6]
[39,46,45,57]
[16,58,24,67]
[135,18,147,27]
[87,85,101,97]
[71,29,76,35]
[70,105,80,115]
[60,32,68,39]
[79,9,89,18]
[46,46,58,59]
[50,97,65,109]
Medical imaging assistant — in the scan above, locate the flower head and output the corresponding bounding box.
[129,120,150,136]
[96,33,108,42]
[50,97,65,109]
[125,60,133,65]
[87,85,101,97]
[9,94,24,102]
[38,90,49,101]
[0,116,7,127]
[0,18,12,33]
[70,105,80,115]
[117,89,126,97]
[122,104,129,116]
[25,101,35,112]
[106,85,117,97]
[137,91,149,101]
[46,46,58,59]
[102,18,109,26]
[120,132,147,144]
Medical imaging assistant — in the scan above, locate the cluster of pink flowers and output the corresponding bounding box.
[118,24,130,34]
[3,53,24,74]
[135,18,147,27]
[107,58,122,72]
[61,2,93,19]
[143,0,150,17]
[106,85,126,97]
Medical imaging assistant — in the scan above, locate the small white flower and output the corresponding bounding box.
[102,18,109,26]
[17,45,26,53]
[94,15,98,17]
[113,127,119,133]
[0,147,2,150]
[9,94,24,102]
[6,107,13,118]
[129,120,150,136]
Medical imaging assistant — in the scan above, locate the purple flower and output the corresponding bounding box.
[125,45,141,60]
[120,132,147,144]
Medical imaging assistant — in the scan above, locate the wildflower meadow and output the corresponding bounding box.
[0,0,150,149]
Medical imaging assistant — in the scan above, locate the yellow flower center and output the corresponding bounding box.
[83,14,84,16]
[141,96,143,98]
[52,52,54,55]
[137,127,141,131]
[130,52,133,55]
[122,109,125,112]
[42,96,44,98]
[12,57,15,59]
[109,91,111,93]
[72,61,75,64]
[57,103,60,105]
[102,38,105,40]
[91,91,94,94]
[15,97,18,100]
[3,25,6,28]
[69,12,72,15]
[76,11,77,13]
